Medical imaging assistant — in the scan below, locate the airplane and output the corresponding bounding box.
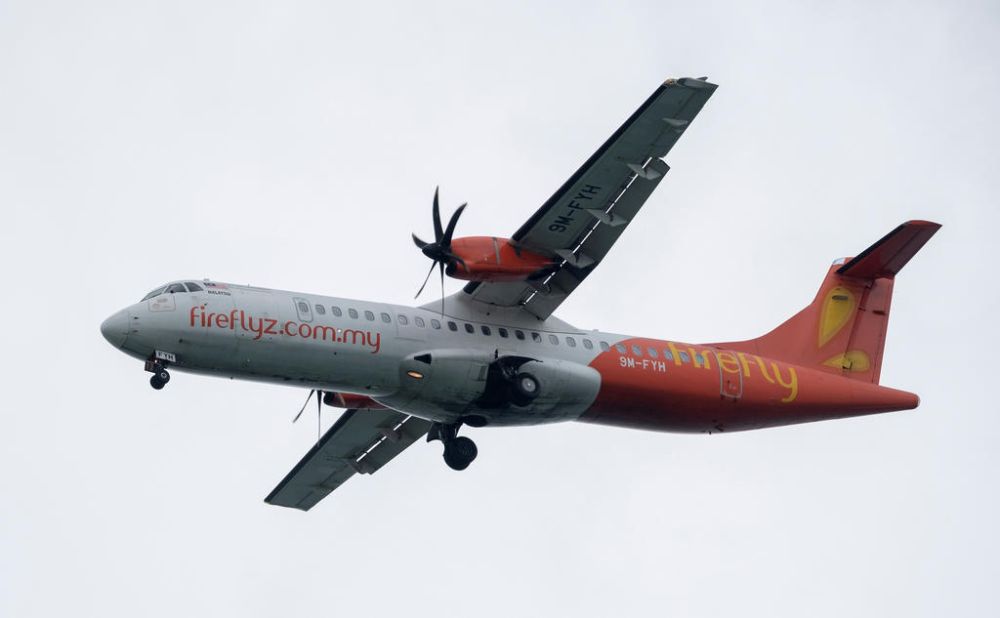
[100,77,941,511]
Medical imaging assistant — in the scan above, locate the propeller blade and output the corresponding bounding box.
[292,389,314,423]
[445,251,468,273]
[441,203,466,247]
[439,260,445,316]
[412,233,430,250]
[432,187,443,242]
[414,260,437,298]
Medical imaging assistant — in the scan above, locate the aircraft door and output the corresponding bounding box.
[395,309,427,342]
[715,350,743,399]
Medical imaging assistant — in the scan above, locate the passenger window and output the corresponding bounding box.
[679,351,691,363]
[531,332,542,343]
[515,330,526,340]
[431,319,441,329]
[398,315,409,325]
[381,312,391,323]
[498,327,509,338]
[648,347,658,358]
[600,341,610,351]
[464,323,475,334]
[168,284,187,294]
[695,353,705,365]
[631,344,643,356]
[583,339,593,350]
[364,310,375,321]
[331,306,343,317]
[448,321,458,331]
[315,304,326,315]
[186,282,203,292]
[297,300,309,313]
[566,337,577,347]
[548,334,559,345]
[615,343,627,354]
[348,308,358,319]
[663,349,674,361]
[481,325,491,336]
[415,316,425,327]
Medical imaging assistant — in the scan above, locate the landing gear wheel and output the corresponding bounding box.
[150,369,170,390]
[510,372,540,406]
[443,436,478,471]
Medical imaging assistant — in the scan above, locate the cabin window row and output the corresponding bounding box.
[311,302,612,351]
[613,342,708,364]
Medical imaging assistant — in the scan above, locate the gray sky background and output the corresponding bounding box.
[2,1,998,616]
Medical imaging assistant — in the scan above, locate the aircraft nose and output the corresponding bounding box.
[100,309,129,348]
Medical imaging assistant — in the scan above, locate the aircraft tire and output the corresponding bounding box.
[443,436,478,471]
[150,375,165,390]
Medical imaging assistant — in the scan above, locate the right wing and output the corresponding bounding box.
[463,77,717,319]
[265,409,433,511]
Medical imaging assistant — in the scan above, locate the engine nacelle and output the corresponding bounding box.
[376,349,601,427]
[446,237,556,282]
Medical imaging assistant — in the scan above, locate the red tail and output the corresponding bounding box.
[721,221,940,384]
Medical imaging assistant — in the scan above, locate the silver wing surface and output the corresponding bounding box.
[463,77,718,319]
[265,409,433,511]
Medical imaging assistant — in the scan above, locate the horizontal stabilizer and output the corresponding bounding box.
[836,220,941,280]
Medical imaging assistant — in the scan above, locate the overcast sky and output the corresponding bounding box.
[2,1,998,616]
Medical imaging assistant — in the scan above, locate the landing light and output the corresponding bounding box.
[406,370,424,380]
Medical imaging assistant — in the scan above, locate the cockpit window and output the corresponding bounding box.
[186,282,203,292]
[141,286,167,301]
[167,284,187,294]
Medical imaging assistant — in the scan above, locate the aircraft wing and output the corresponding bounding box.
[265,409,433,511]
[463,77,717,320]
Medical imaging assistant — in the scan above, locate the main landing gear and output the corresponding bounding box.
[428,422,478,471]
[145,359,171,390]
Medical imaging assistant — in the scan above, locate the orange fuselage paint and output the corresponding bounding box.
[582,337,918,433]
[446,236,555,282]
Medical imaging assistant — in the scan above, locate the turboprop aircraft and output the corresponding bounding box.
[100,77,941,511]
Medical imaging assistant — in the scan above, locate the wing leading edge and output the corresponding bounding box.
[265,409,432,511]
[463,77,718,319]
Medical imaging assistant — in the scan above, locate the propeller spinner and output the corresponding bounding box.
[412,187,467,307]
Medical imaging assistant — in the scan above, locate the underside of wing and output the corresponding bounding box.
[463,77,717,319]
[265,409,432,511]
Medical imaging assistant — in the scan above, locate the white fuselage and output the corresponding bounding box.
[102,280,613,427]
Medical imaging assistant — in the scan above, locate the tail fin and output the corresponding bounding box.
[722,220,941,384]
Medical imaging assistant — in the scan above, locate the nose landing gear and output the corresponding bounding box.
[428,422,478,471]
[145,359,171,390]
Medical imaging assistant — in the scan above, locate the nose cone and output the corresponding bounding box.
[101,309,129,348]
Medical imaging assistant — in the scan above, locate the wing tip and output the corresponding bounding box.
[664,76,718,89]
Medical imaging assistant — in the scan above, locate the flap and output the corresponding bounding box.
[265,409,433,511]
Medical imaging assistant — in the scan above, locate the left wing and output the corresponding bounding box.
[265,409,432,511]
[463,77,717,319]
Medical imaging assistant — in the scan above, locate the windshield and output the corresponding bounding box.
[141,281,205,301]
[141,285,168,301]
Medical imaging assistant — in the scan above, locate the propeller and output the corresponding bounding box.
[292,389,323,442]
[412,187,467,313]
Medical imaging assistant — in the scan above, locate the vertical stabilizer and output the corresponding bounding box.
[720,221,940,384]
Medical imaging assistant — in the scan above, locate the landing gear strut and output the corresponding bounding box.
[428,422,478,471]
[145,359,171,390]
